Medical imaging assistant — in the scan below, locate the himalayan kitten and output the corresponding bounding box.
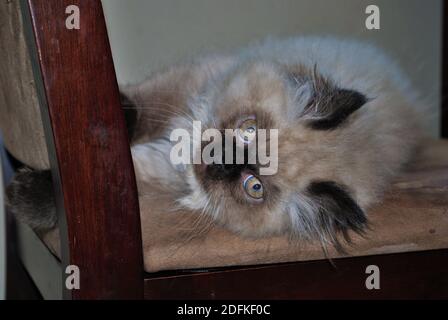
[6,37,424,250]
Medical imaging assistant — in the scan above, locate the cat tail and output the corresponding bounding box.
[5,167,57,232]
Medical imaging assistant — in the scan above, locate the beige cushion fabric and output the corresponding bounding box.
[0,0,49,170]
[140,140,448,272]
[41,140,448,273]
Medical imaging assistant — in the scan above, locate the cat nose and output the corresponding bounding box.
[201,136,249,179]
[206,163,245,180]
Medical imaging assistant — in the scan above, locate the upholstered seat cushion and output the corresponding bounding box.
[42,140,448,272]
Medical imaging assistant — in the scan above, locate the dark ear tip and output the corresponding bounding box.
[306,88,368,130]
[308,180,368,250]
[330,219,369,253]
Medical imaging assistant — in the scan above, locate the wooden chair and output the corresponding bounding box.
[1,0,448,299]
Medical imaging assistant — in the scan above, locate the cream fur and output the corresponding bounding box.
[128,37,424,246]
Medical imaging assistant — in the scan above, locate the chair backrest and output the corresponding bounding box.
[1,0,144,299]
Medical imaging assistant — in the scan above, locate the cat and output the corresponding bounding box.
[6,37,425,249]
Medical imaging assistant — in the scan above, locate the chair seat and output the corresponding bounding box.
[42,139,448,272]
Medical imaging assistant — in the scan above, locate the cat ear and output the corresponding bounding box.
[288,66,368,130]
[307,181,367,250]
[305,87,368,130]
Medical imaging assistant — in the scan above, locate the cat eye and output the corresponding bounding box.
[238,118,257,144]
[243,174,264,199]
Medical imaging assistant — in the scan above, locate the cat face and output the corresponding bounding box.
[183,61,369,247]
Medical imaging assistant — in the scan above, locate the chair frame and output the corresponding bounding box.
[21,0,142,299]
[8,0,448,299]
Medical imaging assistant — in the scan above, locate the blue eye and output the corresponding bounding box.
[238,119,257,143]
[243,175,264,199]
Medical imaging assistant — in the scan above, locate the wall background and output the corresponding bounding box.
[102,0,442,135]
